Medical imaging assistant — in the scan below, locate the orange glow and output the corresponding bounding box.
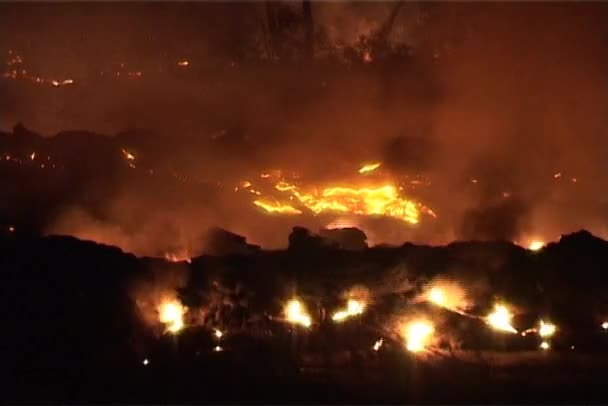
[528,240,545,251]
[253,199,302,215]
[177,60,189,67]
[121,148,135,161]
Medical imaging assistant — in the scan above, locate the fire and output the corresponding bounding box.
[538,320,557,337]
[158,299,185,334]
[358,162,381,174]
[164,251,192,263]
[284,299,312,328]
[528,240,545,251]
[177,60,189,67]
[486,304,517,334]
[253,199,302,215]
[332,299,365,322]
[428,287,445,307]
[214,329,223,339]
[404,320,434,353]
[30,152,36,160]
[373,338,383,351]
[253,181,432,225]
[540,341,550,350]
[601,321,608,330]
[121,148,135,161]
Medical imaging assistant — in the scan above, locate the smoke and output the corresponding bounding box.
[3,2,608,254]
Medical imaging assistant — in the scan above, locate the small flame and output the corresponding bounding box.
[540,341,550,350]
[177,60,189,67]
[332,299,365,322]
[358,162,381,174]
[404,320,434,353]
[373,338,383,351]
[253,199,302,215]
[121,148,135,161]
[487,304,517,334]
[214,329,223,339]
[539,320,556,337]
[602,321,608,330]
[158,299,185,334]
[285,299,312,328]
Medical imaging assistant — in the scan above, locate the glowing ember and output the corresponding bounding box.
[486,304,517,334]
[404,320,434,353]
[528,240,545,251]
[214,329,223,339]
[8,226,15,233]
[540,341,550,350]
[164,251,192,263]
[177,60,190,67]
[121,148,135,161]
[30,152,36,160]
[253,199,302,215]
[358,162,381,174]
[373,338,383,351]
[538,320,557,337]
[285,299,312,328]
[158,300,185,334]
[332,299,365,322]
[602,321,608,330]
[213,345,223,352]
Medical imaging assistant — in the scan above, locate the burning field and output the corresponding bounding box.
[3,1,608,403]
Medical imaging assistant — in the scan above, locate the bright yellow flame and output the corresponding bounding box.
[332,299,365,322]
[254,182,432,225]
[253,199,302,215]
[404,320,434,353]
[373,338,383,351]
[528,240,545,251]
[540,341,550,350]
[285,299,312,328]
[539,320,556,337]
[358,162,381,174]
[158,300,185,333]
[428,287,445,307]
[487,304,517,334]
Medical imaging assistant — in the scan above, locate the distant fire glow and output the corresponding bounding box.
[540,341,550,350]
[487,304,517,334]
[373,338,383,351]
[158,299,185,334]
[332,299,365,322]
[528,240,545,251]
[404,320,434,353]
[285,299,311,328]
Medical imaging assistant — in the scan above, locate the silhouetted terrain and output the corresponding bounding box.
[3,228,608,403]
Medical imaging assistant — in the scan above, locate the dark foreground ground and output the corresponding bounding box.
[4,230,608,403]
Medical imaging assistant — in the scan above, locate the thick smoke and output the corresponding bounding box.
[2,2,608,255]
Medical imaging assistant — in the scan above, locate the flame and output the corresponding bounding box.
[121,148,135,161]
[30,152,36,160]
[253,181,432,225]
[428,287,445,307]
[164,250,192,263]
[601,321,608,330]
[539,320,556,337]
[214,329,223,339]
[253,199,302,215]
[177,60,189,67]
[423,281,471,314]
[358,162,381,174]
[540,341,550,350]
[158,299,185,334]
[332,299,365,322]
[486,304,517,334]
[284,299,312,328]
[528,240,545,251]
[404,320,434,353]
[373,338,383,351]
